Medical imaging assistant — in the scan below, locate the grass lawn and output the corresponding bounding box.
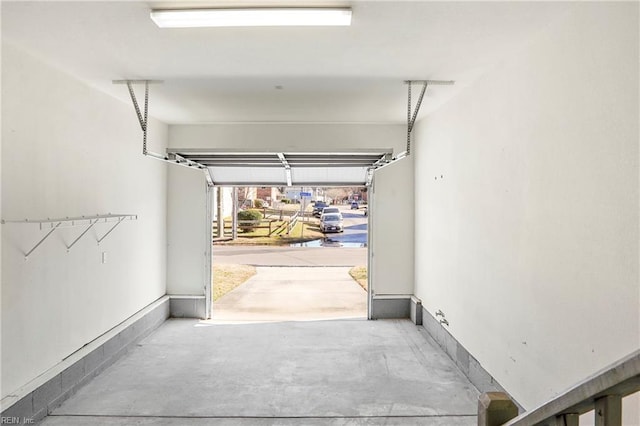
[349,266,368,291]
[272,203,313,213]
[216,220,324,246]
[235,220,288,237]
[288,221,324,239]
[213,264,256,301]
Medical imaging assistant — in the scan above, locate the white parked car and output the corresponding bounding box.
[320,213,344,233]
[321,207,341,216]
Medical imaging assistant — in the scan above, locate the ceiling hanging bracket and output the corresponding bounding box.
[113,79,163,156]
[404,80,455,156]
[115,79,212,184]
[366,80,454,180]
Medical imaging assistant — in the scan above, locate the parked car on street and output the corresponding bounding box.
[351,201,359,209]
[320,213,344,233]
[312,201,328,217]
[321,207,341,216]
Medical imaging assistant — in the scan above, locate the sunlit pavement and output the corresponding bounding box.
[211,266,367,323]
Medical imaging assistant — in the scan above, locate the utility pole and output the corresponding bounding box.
[216,187,224,238]
[232,187,238,240]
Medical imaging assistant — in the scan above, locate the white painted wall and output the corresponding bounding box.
[166,165,208,295]
[414,1,639,417]
[371,157,414,295]
[1,43,168,398]
[166,123,413,297]
[0,27,4,400]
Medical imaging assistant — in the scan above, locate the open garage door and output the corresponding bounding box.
[165,148,388,320]
[165,149,393,187]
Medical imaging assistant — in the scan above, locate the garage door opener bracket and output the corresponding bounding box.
[405,80,454,156]
[114,79,215,186]
[366,79,455,185]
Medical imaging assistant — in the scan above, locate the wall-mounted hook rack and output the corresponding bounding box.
[1,214,137,260]
[66,220,98,252]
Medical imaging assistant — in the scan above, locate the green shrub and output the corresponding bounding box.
[254,199,264,208]
[238,209,262,221]
[237,209,263,232]
[281,198,291,204]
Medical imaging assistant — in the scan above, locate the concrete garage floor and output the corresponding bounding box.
[40,319,480,425]
[212,267,368,322]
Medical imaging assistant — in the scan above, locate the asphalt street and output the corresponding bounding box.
[300,207,368,247]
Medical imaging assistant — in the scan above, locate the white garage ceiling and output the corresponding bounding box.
[2,1,576,186]
[1,1,572,125]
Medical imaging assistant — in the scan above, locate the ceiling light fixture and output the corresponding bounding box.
[150,8,352,28]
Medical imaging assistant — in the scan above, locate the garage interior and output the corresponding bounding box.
[2,1,639,425]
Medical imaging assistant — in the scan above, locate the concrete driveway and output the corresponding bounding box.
[212,238,368,322]
[212,266,367,322]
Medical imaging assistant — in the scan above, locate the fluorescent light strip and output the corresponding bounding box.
[150,8,352,28]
